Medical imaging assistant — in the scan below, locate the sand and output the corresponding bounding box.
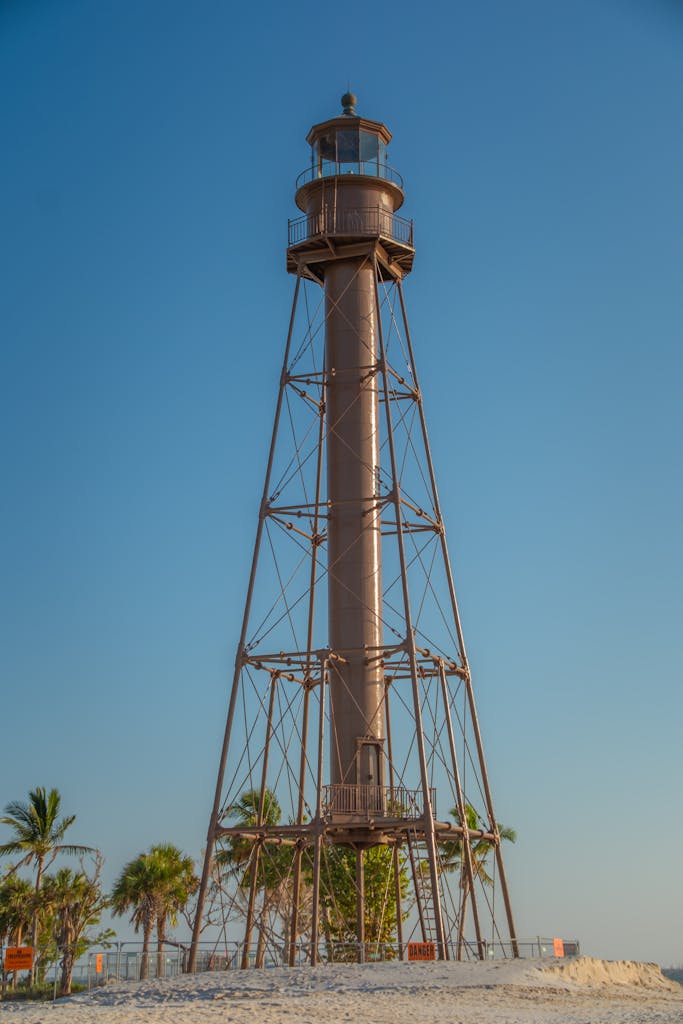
[1,957,681,1023]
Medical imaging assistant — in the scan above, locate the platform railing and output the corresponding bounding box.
[288,205,414,248]
[323,784,435,819]
[296,161,404,190]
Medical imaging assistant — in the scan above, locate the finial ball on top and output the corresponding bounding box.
[341,92,357,115]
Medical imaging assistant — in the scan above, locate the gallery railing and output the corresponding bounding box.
[288,205,414,247]
[322,784,435,819]
[295,162,404,190]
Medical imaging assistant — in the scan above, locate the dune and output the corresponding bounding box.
[0,957,681,1023]
[546,955,681,991]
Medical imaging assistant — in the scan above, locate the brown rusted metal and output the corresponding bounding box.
[437,659,484,959]
[310,657,327,966]
[324,254,385,797]
[356,848,366,962]
[241,677,278,969]
[289,385,326,966]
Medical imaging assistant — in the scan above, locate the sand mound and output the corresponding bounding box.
[544,955,680,991]
[1,959,682,1023]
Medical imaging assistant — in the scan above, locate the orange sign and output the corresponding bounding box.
[4,946,34,971]
[95,954,103,973]
[553,937,565,958]
[408,941,436,961]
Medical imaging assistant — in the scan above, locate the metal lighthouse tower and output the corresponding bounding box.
[190,94,517,968]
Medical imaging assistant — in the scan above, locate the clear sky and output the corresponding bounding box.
[2,0,682,966]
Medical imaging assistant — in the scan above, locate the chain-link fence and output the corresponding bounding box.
[82,936,580,985]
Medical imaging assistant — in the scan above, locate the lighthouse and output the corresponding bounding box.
[190,95,516,969]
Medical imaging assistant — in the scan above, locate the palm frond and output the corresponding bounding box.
[56,843,96,857]
[0,841,27,858]
[1,801,38,829]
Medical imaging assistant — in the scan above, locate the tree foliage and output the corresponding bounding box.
[110,844,197,979]
[0,876,33,947]
[440,805,516,957]
[0,787,93,983]
[441,804,516,884]
[40,858,112,996]
[216,789,294,966]
[319,845,409,955]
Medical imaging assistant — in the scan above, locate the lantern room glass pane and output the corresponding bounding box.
[379,140,388,177]
[337,130,359,164]
[319,133,336,161]
[319,132,336,176]
[306,128,395,183]
[360,131,379,175]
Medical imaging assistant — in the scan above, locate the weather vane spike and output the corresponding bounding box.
[341,90,357,115]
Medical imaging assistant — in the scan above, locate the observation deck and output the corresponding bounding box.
[287,201,414,277]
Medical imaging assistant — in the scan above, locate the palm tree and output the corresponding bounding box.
[111,844,197,980]
[110,852,163,979]
[148,844,198,978]
[441,804,516,959]
[216,789,287,967]
[0,787,92,982]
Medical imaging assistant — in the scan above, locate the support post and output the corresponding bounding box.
[189,271,304,973]
[373,256,446,959]
[310,657,327,966]
[437,660,484,959]
[290,380,325,966]
[241,674,279,969]
[356,849,365,964]
[384,679,404,957]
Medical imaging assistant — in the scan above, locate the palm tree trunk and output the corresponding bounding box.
[457,880,470,961]
[29,855,45,986]
[281,899,291,967]
[59,924,75,997]
[156,916,166,978]
[140,919,153,980]
[255,895,269,969]
[10,923,23,990]
[322,904,333,962]
[59,952,75,998]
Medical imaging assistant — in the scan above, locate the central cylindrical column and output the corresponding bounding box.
[326,258,384,791]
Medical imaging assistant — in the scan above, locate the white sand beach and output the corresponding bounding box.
[1,957,681,1024]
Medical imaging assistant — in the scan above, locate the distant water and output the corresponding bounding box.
[663,968,683,986]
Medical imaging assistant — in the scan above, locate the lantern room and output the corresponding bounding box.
[294,92,405,203]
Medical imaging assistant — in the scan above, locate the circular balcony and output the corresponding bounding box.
[295,161,404,191]
[286,204,415,280]
[288,205,413,248]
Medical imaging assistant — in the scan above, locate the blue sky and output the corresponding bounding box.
[2,0,682,965]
